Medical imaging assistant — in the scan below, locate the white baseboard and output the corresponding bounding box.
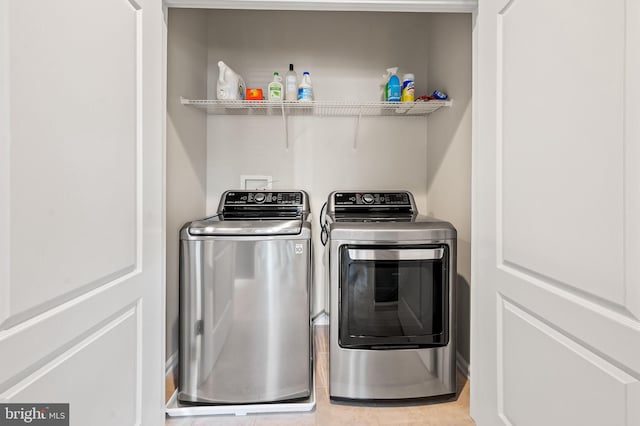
[456,351,470,378]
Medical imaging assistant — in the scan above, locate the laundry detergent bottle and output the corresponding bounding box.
[298,72,313,101]
[217,61,246,100]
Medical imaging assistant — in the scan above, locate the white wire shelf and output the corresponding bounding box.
[180,97,452,116]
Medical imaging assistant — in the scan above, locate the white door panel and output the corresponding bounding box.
[1,307,139,425]
[499,298,638,426]
[0,277,142,389]
[497,268,640,374]
[472,0,640,424]
[0,1,10,326]
[0,0,164,424]
[5,0,138,324]
[625,0,640,322]
[499,0,625,306]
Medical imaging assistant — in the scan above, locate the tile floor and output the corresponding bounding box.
[166,326,474,425]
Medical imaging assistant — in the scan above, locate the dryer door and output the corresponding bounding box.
[339,244,450,349]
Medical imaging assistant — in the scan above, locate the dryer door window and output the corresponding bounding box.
[339,244,449,349]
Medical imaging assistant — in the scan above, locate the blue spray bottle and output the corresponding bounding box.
[386,67,401,102]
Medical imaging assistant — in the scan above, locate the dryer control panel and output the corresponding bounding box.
[333,192,411,206]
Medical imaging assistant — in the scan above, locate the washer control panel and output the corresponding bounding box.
[224,191,303,205]
[333,192,411,206]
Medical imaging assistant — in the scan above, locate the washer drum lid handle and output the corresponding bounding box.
[188,219,303,236]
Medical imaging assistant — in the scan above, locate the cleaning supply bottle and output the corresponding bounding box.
[216,61,246,100]
[387,68,401,102]
[285,64,298,101]
[381,67,397,101]
[401,73,415,102]
[268,72,283,101]
[298,72,313,102]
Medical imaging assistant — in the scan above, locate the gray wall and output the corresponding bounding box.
[426,13,473,371]
[166,9,208,363]
[165,9,473,372]
[203,10,433,317]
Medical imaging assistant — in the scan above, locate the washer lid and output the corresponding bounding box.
[188,216,303,236]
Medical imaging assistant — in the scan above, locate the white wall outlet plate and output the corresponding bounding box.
[240,175,272,190]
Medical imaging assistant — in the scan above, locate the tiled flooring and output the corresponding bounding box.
[166,326,474,425]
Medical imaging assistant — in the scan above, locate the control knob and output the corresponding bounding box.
[362,193,375,204]
[254,193,267,203]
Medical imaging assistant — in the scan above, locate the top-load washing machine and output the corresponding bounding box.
[325,190,457,401]
[179,190,312,405]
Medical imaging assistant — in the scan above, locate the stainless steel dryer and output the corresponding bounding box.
[179,190,312,405]
[325,190,456,401]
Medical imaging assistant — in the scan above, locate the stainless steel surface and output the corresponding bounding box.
[326,190,457,400]
[179,190,312,404]
[327,215,457,242]
[347,248,444,261]
[326,191,456,241]
[329,238,457,400]
[188,218,303,236]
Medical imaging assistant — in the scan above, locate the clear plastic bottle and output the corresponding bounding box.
[298,72,313,102]
[285,64,298,101]
[268,72,283,101]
